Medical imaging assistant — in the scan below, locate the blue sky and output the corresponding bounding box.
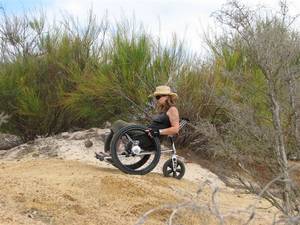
[1,0,300,55]
[1,0,51,12]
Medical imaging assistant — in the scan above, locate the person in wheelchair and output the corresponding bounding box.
[104,85,180,153]
[96,85,187,177]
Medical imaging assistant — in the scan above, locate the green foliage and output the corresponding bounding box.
[0,4,299,168]
[0,11,187,139]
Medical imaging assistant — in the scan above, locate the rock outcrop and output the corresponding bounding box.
[0,133,23,150]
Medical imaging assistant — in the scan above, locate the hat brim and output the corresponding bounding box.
[149,92,178,99]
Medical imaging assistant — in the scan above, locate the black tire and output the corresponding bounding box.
[163,159,185,179]
[110,125,161,175]
[105,130,150,169]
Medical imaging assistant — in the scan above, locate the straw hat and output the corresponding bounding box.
[151,85,178,99]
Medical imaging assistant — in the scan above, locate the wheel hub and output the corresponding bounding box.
[131,141,141,154]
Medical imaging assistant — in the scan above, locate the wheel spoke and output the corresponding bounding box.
[136,151,156,156]
[166,169,172,174]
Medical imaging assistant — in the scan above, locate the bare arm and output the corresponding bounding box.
[159,106,180,136]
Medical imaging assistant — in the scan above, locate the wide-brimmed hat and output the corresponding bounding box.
[151,85,178,99]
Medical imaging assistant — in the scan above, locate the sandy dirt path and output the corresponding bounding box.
[0,128,278,224]
[0,159,277,225]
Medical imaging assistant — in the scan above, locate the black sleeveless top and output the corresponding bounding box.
[148,112,171,130]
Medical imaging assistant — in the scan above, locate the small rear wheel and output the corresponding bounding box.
[163,158,185,179]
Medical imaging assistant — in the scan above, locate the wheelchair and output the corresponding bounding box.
[95,118,189,179]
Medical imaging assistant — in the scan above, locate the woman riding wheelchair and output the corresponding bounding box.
[96,85,185,178]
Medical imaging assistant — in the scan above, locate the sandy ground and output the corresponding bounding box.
[0,128,279,225]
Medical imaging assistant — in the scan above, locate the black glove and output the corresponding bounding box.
[147,128,160,138]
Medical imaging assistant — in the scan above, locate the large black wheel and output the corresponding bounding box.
[110,125,161,175]
[163,158,185,179]
[104,130,151,170]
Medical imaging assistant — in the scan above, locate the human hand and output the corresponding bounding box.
[145,128,160,138]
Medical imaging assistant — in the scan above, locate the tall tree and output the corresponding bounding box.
[213,0,300,214]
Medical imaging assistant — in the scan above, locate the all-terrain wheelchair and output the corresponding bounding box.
[95,118,189,179]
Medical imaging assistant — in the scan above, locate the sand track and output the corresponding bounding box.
[0,129,277,224]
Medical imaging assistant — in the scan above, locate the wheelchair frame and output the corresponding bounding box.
[95,118,189,178]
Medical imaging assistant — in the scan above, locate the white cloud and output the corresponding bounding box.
[47,0,224,54]
[6,0,300,55]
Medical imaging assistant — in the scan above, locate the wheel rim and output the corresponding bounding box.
[114,136,154,168]
[168,165,182,177]
[110,125,161,174]
[164,161,184,178]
